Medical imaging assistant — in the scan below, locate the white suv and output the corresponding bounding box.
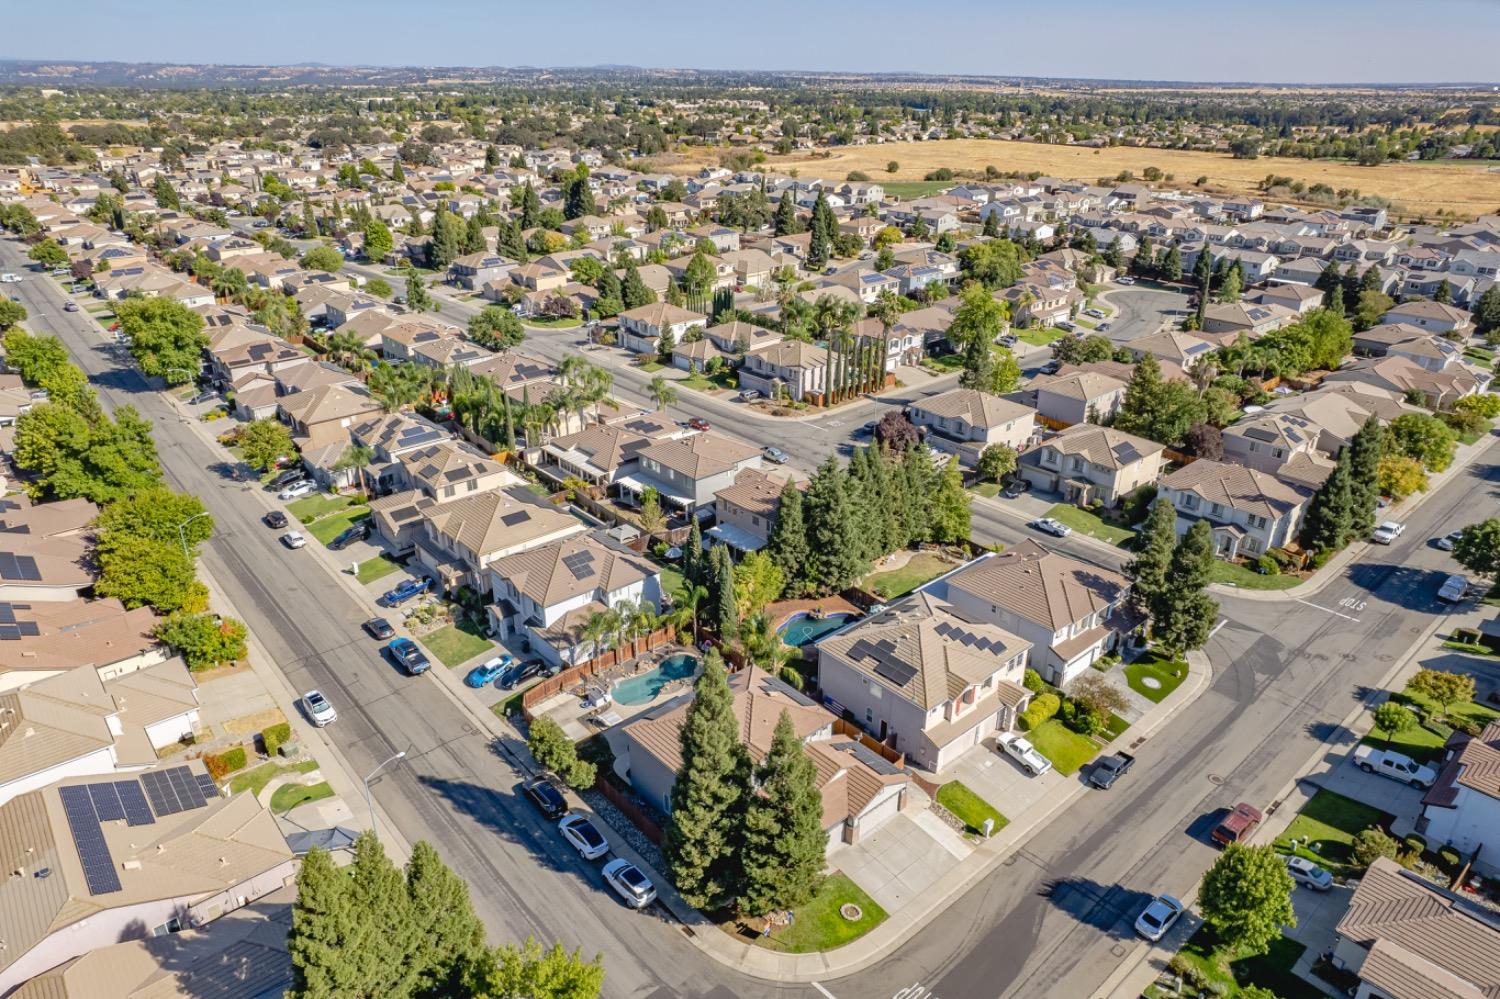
[1371,521,1405,545]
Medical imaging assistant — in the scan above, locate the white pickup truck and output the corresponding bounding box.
[1353,746,1437,789]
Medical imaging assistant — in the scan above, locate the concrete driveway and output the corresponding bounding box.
[943,737,1068,823]
[1308,746,1428,836]
[834,812,972,913]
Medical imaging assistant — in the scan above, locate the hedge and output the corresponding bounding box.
[261,722,292,758]
[204,745,247,781]
[1020,692,1061,731]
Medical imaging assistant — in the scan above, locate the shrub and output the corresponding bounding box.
[778,665,805,691]
[1255,554,1280,575]
[204,745,247,781]
[1022,668,1046,693]
[1352,827,1401,870]
[261,722,292,758]
[1403,833,1427,855]
[1439,845,1461,869]
[527,716,596,789]
[1020,692,1060,730]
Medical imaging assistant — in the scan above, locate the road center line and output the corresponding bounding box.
[1294,598,1361,623]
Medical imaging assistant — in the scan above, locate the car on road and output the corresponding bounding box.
[602,858,657,908]
[522,775,568,819]
[363,617,395,640]
[558,813,610,860]
[1028,517,1072,538]
[381,577,431,607]
[1439,573,1470,603]
[63,301,79,312]
[464,654,514,688]
[1371,521,1405,544]
[762,446,789,464]
[1211,802,1263,846]
[280,531,307,549]
[1285,856,1333,891]
[277,479,315,501]
[385,637,431,676]
[263,510,289,529]
[1436,529,1463,551]
[1096,322,1111,333]
[1001,478,1030,499]
[1116,276,1136,285]
[329,520,371,550]
[268,469,304,490]
[1353,745,1436,788]
[1134,895,1184,941]
[1088,751,1135,789]
[687,417,711,432]
[996,732,1052,776]
[302,689,336,727]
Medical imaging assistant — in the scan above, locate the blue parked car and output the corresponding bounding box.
[385,637,431,676]
[381,576,431,606]
[464,654,513,688]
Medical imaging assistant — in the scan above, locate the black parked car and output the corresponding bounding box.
[329,520,372,550]
[267,469,304,490]
[263,510,289,529]
[523,776,568,819]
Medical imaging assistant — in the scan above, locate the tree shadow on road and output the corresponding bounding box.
[1345,562,1449,612]
[1037,876,1153,938]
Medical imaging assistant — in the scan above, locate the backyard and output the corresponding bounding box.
[1125,652,1189,704]
[422,620,495,668]
[1273,788,1392,871]
[1043,504,1137,546]
[935,780,1009,837]
[860,551,960,600]
[746,873,889,953]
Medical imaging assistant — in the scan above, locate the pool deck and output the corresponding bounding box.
[767,595,861,632]
[532,644,700,742]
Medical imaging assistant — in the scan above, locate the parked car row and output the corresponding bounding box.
[522,775,656,909]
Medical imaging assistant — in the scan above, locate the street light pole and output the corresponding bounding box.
[176,511,212,557]
[363,750,407,840]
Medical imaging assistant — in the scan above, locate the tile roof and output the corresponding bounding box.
[911,387,1035,429]
[1160,459,1307,519]
[424,488,583,558]
[1035,424,1163,469]
[945,541,1127,631]
[488,534,656,609]
[640,432,760,480]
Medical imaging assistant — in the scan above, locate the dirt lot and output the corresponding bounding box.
[665,139,1500,219]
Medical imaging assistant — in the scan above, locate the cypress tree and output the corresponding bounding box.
[1302,450,1354,553]
[518,181,540,230]
[1126,500,1177,619]
[767,481,809,593]
[1151,520,1219,657]
[804,456,868,593]
[1161,243,1183,282]
[289,847,365,998]
[663,649,752,909]
[899,446,935,547]
[773,190,800,236]
[622,260,656,309]
[712,544,738,641]
[501,390,516,449]
[345,831,416,996]
[390,158,405,182]
[1347,415,1384,537]
[404,840,486,996]
[462,215,486,254]
[683,519,705,590]
[806,193,832,270]
[738,710,828,917]
[1114,354,1165,440]
[928,455,971,544]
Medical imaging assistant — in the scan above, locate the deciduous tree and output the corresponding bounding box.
[238,418,295,471]
[1198,843,1297,957]
[1454,518,1500,578]
[115,297,208,385]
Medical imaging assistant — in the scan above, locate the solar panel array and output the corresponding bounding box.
[0,602,40,641]
[140,766,210,817]
[561,550,596,581]
[932,620,1010,656]
[0,552,41,581]
[501,510,530,527]
[849,638,918,688]
[59,785,122,896]
[117,780,155,826]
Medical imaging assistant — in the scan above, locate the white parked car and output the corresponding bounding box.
[1438,573,1470,603]
[602,858,656,908]
[1116,275,1136,285]
[1134,894,1184,941]
[280,531,307,550]
[1285,856,1333,891]
[1371,521,1405,545]
[1028,517,1072,538]
[1353,745,1437,789]
[278,479,315,501]
[302,689,337,727]
[558,813,610,860]
[996,732,1053,777]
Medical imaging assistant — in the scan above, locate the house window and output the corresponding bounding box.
[1209,503,1223,517]
[152,917,182,937]
[1248,514,1267,529]
[1182,494,1199,510]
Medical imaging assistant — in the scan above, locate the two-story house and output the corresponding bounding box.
[624,432,763,518]
[1157,459,1309,560]
[817,591,1032,772]
[708,468,793,554]
[447,251,515,290]
[939,542,1129,687]
[1418,719,1500,879]
[1017,424,1165,507]
[486,533,662,667]
[1026,369,1129,427]
[1379,300,1473,336]
[411,487,585,595]
[737,341,829,402]
[907,388,1037,466]
[347,411,451,495]
[617,302,709,356]
[276,383,383,450]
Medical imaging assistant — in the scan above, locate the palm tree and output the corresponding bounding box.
[647,375,678,411]
[868,289,902,392]
[611,599,638,659]
[581,610,614,665]
[327,330,376,373]
[673,583,709,644]
[332,444,374,492]
[632,603,660,655]
[741,612,791,673]
[368,363,423,412]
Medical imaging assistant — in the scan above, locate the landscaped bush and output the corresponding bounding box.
[1022,668,1046,694]
[204,745,247,781]
[261,722,292,758]
[1061,699,1106,737]
[1403,833,1427,855]
[1255,554,1280,575]
[1352,827,1400,870]
[1020,692,1060,730]
[1120,485,1157,525]
[527,716,596,789]
[778,665,805,691]
[1439,844,1461,869]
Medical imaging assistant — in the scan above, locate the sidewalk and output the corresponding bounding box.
[646,647,1215,984]
[1211,430,1499,602]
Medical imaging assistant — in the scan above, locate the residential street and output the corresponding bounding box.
[6,232,1493,999]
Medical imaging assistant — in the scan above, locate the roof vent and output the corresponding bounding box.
[122,860,142,871]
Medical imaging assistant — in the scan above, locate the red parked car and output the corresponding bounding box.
[687,417,711,431]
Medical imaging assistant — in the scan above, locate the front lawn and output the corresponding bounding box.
[356,554,403,585]
[860,552,959,600]
[288,493,359,523]
[1209,559,1300,591]
[1026,719,1101,775]
[1018,327,1064,347]
[923,353,966,372]
[307,507,371,546]
[1274,789,1392,869]
[969,481,1001,498]
[935,781,1009,837]
[422,621,495,668]
[271,781,335,813]
[522,316,582,329]
[1043,504,1136,546]
[1155,928,1324,999]
[752,873,888,953]
[1125,652,1188,703]
[635,359,666,373]
[1359,691,1498,764]
[679,369,737,392]
[228,759,320,798]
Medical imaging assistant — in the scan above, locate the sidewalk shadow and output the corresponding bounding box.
[1037,877,1153,938]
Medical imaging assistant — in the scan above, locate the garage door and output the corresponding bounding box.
[858,787,904,837]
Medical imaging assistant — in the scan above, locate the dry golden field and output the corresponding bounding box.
[669,139,1500,219]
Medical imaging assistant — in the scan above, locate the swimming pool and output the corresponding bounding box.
[778,612,857,646]
[612,653,699,706]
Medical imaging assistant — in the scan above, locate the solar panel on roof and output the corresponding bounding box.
[167,766,206,809]
[59,785,122,896]
[196,773,220,801]
[116,781,155,826]
[501,511,530,526]
[88,782,125,822]
[141,770,182,816]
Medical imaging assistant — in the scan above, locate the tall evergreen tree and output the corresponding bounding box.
[738,710,828,917]
[405,840,486,996]
[1347,415,1384,537]
[683,519,705,590]
[663,650,752,909]
[712,544,739,641]
[898,446,934,548]
[1161,243,1183,282]
[803,457,868,593]
[1126,500,1177,619]
[462,215,487,254]
[773,190,800,236]
[621,260,656,309]
[1301,450,1354,553]
[1114,354,1165,439]
[345,831,416,996]
[767,480,809,593]
[1151,520,1219,657]
[289,846,366,998]
[928,456,971,544]
[806,192,832,270]
[517,181,541,230]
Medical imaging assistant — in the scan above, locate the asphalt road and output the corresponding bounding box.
[7,233,1491,999]
[1097,286,1192,343]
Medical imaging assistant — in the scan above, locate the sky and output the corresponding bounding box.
[7,0,1500,85]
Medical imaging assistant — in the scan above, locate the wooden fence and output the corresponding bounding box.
[595,776,663,845]
[520,625,678,717]
[833,718,905,769]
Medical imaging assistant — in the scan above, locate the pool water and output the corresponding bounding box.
[612,653,699,706]
[778,612,856,646]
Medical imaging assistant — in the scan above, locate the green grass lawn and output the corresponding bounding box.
[1159,929,1324,999]
[228,759,320,798]
[1043,504,1136,546]
[660,565,686,600]
[287,493,359,523]
[1125,652,1189,703]
[1018,327,1064,347]
[923,353,966,372]
[271,781,334,813]
[680,369,737,392]
[422,621,495,668]
[1103,711,1130,740]
[355,554,403,585]
[936,781,1009,837]
[1274,789,1392,868]
[522,316,582,329]
[860,552,959,600]
[635,359,667,372]
[1359,692,1499,763]
[883,180,955,199]
[305,505,371,546]
[1026,719,1101,775]
[752,873,888,953]
[969,481,1001,498]
[1209,559,1300,590]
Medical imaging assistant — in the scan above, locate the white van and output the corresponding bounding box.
[1438,574,1469,603]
